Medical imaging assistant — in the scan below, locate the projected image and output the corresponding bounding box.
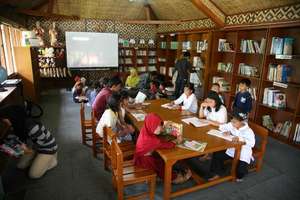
[65,32,118,68]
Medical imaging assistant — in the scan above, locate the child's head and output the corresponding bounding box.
[184,83,194,96]
[183,51,191,59]
[159,82,166,90]
[74,76,81,83]
[99,77,109,89]
[238,79,251,92]
[211,83,220,93]
[92,80,100,90]
[80,77,86,86]
[120,90,129,107]
[107,92,121,113]
[130,68,138,77]
[108,76,123,92]
[231,108,247,129]
[144,113,163,135]
[205,91,222,111]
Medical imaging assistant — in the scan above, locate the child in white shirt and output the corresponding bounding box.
[209,108,255,182]
[199,90,227,125]
[170,84,198,113]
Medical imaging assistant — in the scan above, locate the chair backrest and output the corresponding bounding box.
[80,102,85,124]
[103,127,117,156]
[91,110,96,134]
[248,121,268,152]
[111,139,124,184]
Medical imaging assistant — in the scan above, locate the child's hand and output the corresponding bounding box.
[201,102,208,108]
[232,136,239,143]
[21,144,33,154]
[223,132,231,136]
[175,135,183,144]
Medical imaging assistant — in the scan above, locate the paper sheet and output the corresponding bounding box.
[161,103,177,109]
[135,91,147,103]
[207,129,233,141]
[181,117,210,128]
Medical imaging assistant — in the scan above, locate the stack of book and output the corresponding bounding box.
[193,56,204,68]
[148,51,156,56]
[182,41,192,50]
[263,87,286,108]
[238,63,258,77]
[267,64,291,83]
[270,37,294,55]
[170,41,178,50]
[160,41,167,49]
[262,115,292,138]
[196,40,208,53]
[240,38,266,54]
[148,58,156,64]
[217,62,233,73]
[235,85,257,100]
[212,76,231,92]
[158,58,166,62]
[293,123,300,143]
[218,39,234,52]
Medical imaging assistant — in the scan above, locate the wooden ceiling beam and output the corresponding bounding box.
[17,8,80,20]
[144,4,158,20]
[124,20,181,25]
[191,0,225,27]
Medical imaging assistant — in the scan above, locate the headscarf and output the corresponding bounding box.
[125,68,140,88]
[134,113,163,158]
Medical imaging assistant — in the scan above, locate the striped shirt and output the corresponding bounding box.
[27,121,58,154]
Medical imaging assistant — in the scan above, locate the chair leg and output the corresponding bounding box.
[104,154,110,171]
[149,176,156,200]
[117,184,124,200]
[256,158,263,172]
[81,128,86,145]
[92,137,97,158]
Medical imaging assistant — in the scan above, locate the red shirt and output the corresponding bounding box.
[92,87,112,120]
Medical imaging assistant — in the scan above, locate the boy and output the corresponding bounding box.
[232,79,252,115]
[209,108,255,182]
[211,83,224,104]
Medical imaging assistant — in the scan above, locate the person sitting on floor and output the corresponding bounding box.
[96,92,134,142]
[169,83,198,113]
[134,113,192,184]
[125,68,140,88]
[208,108,255,182]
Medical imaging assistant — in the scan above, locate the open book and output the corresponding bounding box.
[181,117,210,128]
[135,91,147,104]
[161,103,178,110]
[207,129,233,141]
[178,139,207,152]
[129,110,147,121]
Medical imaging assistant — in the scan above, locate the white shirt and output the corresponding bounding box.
[96,109,118,138]
[203,105,227,124]
[174,93,198,113]
[219,122,255,164]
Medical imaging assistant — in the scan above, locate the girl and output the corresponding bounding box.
[170,83,198,113]
[134,113,192,184]
[125,68,140,88]
[96,92,133,142]
[199,90,228,125]
[209,108,255,182]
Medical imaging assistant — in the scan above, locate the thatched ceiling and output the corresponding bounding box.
[1,0,300,20]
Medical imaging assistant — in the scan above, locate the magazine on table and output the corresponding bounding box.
[177,138,207,152]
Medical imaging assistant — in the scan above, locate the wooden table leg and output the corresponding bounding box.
[163,161,174,200]
[231,144,241,181]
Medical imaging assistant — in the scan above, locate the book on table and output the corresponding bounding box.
[177,139,207,152]
[181,117,210,128]
[207,129,234,141]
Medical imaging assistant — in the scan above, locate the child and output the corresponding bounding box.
[134,113,192,184]
[156,82,167,99]
[211,83,225,104]
[208,108,255,182]
[88,80,101,105]
[148,81,159,100]
[72,82,88,103]
[233,79,252,115]
[199,90,227,125]
[125,68,140,88]
[96,92,133,142]
[170,83,198,113]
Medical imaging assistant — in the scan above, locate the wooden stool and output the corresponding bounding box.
[91,111,103,158]
[111,139,156,200]
[80,103,92,146]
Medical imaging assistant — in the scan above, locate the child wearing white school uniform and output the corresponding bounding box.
[209,108,255,182]
[170,84,198,113]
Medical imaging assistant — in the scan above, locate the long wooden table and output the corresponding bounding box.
[127,99,242,200]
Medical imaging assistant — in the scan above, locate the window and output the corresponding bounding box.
[0,24,22,75]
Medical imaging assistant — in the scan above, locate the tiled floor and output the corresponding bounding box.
[2,89,300,200]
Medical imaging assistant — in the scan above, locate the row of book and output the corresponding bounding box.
[262,115,292,138]
[240,38,266,54]
[267,64,291,83]
[217,62,233,73]
[136,50,147,56]
[119,58,157,65]
[123,66,157,72]
[119,58,133,64]
[160,40,208,52]
[212,76,231,92]
[263,87,286,108]
[235,84,257,100]
[119,49,133,56]
[270,37,294,55]
[218,39,234,52]
[39,67,70,78]
[293,123,300,143]
[238,63,258,77]
[158,58,167,62]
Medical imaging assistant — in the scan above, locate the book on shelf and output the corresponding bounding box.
[267,64,291,83]
[238,63,258,77]
[137,66,146,72]
[148,58,156,64]
[262,115,292,138]
[262,87,286,108]
[148,50,156,56]
[160,41,167,49]
[218,38,234,52]
[160,66,166,75]
[293,123,300,143]
[196,40,208,53]
[170,41,178,50]
[168,67,174,77]
[280,121,292,138]
[212,76,231,92]
[137,58,143,64]
[148,66,157,71]
[136,50,147,56]
[193,56,204,68]
[158,58,166,62]
[270,37,294,55]
[122,39,130,47]
[182,41,192,50]
[262,115,275,131]
[240,38,266,54]
[124,58,133,64]
[235,84,257,100]
[217,62,232,73]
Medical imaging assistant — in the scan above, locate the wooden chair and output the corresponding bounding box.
[80,102,92,146]
[91,110,103,158]
[111,139,156,200]
[103,127,135,171]
[248,121,269,172]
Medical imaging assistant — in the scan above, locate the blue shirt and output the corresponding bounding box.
[233,91,252,113]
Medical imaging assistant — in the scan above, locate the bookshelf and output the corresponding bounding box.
[156,31,212,98]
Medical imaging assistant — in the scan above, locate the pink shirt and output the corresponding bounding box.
[92,87,112,120]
